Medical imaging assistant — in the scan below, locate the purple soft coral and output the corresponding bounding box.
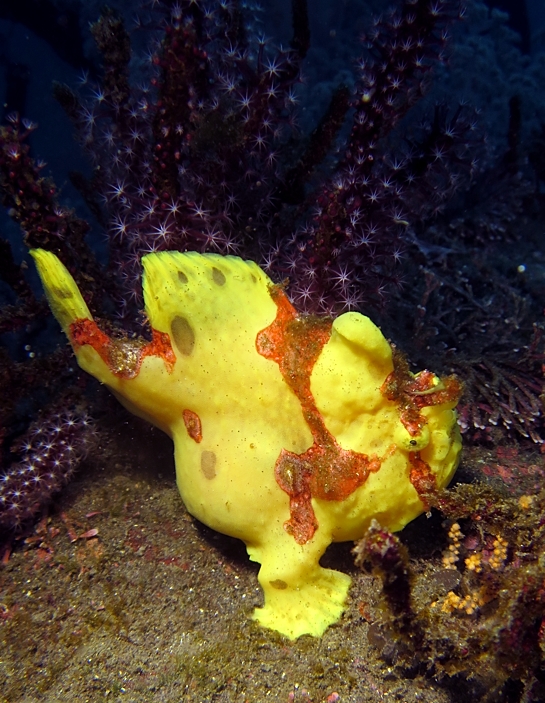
[0,410,96,532]
[44,0,465,319]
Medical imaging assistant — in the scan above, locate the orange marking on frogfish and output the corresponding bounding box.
[144,329,176,372]
[408,451,437,509]
[256,287,381,545]
[182,409,203,443]
[69,318,175,379]
[381,348,462,436]
[70,318,110,355]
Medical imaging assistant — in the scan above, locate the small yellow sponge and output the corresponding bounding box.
[31,248,462,639]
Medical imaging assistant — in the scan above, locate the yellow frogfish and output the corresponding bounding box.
[31,248,462,640]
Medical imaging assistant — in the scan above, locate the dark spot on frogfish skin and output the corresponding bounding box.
[53,286,73,300]
[211,267,226,285]
[171,316,195,355]
[269,579,288,590]
[201,450,217,479]
[177,270,188,284]
[183,409,202,443]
